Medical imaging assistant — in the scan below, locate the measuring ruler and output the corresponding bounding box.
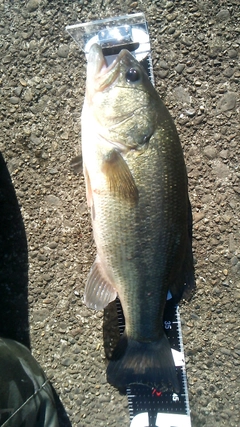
[116,296,191,427]
[66,13,192,427]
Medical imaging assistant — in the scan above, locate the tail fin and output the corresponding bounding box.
[107,333,179,392]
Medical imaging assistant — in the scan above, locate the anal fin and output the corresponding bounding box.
[84,256,117,310]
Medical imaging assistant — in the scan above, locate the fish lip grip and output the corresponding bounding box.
[66,13,192,427]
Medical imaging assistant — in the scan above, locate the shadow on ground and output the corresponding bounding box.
[0,152,29,347]
[0,152,72,427]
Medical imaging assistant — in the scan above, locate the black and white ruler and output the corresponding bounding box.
[116,295,191,427]
[66,13,191,427]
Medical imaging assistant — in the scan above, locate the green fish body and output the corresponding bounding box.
[82,44,194,391]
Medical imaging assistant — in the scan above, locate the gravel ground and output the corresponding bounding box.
[0,1,239,426]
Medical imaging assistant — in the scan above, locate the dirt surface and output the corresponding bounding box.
[0,1,239,426]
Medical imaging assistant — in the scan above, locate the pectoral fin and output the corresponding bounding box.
[101,149,138,204]
[84,256,117,310]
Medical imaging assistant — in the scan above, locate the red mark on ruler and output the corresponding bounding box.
[152,388,162,397]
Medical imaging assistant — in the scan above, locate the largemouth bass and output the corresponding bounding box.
[81,44,194,392]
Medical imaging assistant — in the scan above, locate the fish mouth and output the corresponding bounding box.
[87,44,126,91]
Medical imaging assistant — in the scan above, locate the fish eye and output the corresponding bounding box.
[125,68,141,83]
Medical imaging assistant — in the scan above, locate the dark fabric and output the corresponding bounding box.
[0,338,59,427]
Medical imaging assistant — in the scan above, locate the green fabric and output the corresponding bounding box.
[0,338,59,427]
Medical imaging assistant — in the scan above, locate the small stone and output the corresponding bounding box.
[187,347,198,356]
[173,30,181,39]
[130,2,138,8]
[19,50,28,58]
[193,212,205,223]
[57,45,69,58]
[222,280,229,287]
[29,40,38,51]
[194,80,201,87]
[173,86,190,104]
[48,168,58,174]
[185,109,196,117]
[33,308,49,322]
[210,238,219,246]
[22,30,34,40]
[42,274,52,282]
[223,269,228,276]
[70,328,82,337]
[45,195,62,207]
[190,312,200,320]
[49,241,58,249]
[233,186,240,194]
[60,155,67,162]
[194,116,204,125]
[26,0,40,12]
[222,214,231,223]
[42,299,51,304]
[213,161,230,179]
[196,386,204,396]
[203,146,217,159]
[213,59,221,67]
[41,152,48,160]
[158,69,169,79]
[197,33,205,42]
[181,37,192,47]
[61,358,72,367]
[208,46,221,59]
[16,190,25,198]
[38,253,47,261]
[213,286,221,295]
[186,66,196,74]
[2,55,11,64]
[20,79,27,87]
[216,9,230,21]
[168,27,175,35]
[178,116,189,126]
[231,257,238,266]
[99,395,111,403]
[9,96,20,104]
[30,134,41,145]
[74,290,80,297]
[60,131,69,140]
[13,87,23,97]
[166,12,177,22]
[219,149,228,159]
[220,347,231,356]
[216,92,236,113]
[223,67,235,78]
[233,262,240,273]
[175,64,185,74]
[158,60,169,70]
[7,157,21,173]
[23,89,34,102]
[228,49,238,59]
[70,156,82,174]
[213,133,221,141]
